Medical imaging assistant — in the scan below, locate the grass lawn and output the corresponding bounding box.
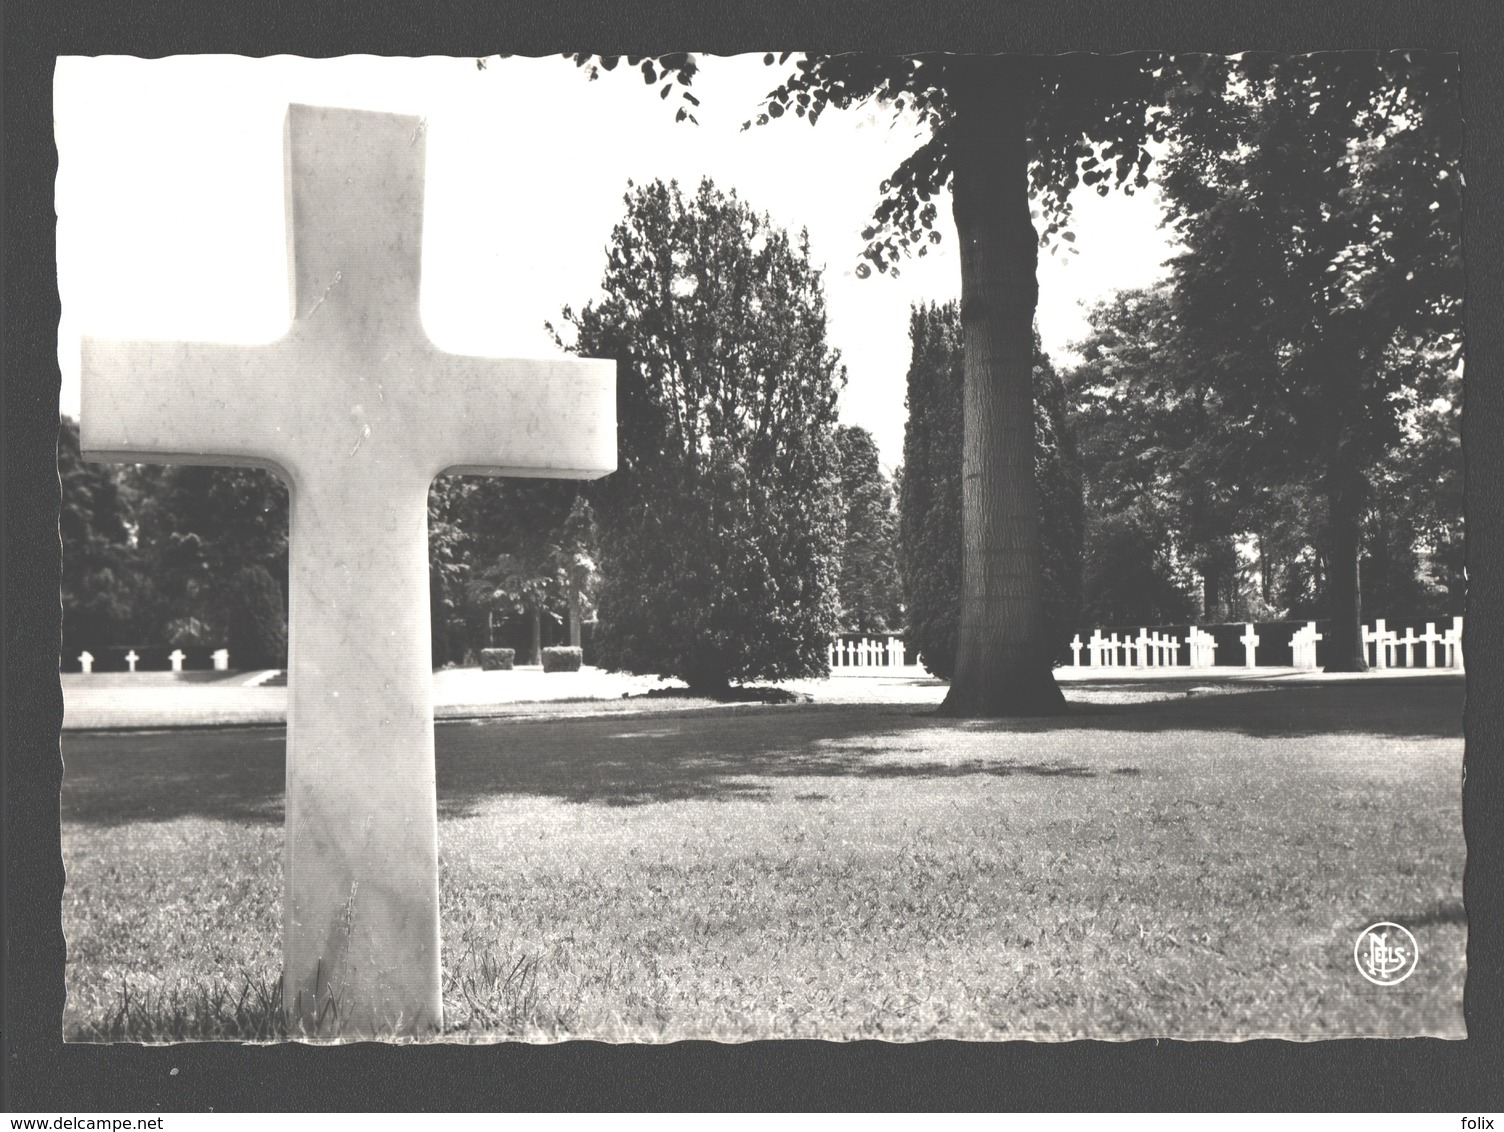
[60,677,1466,1041]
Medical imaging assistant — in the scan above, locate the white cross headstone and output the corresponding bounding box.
[1240,623,1260,668]
[1420,621,1443,668]
[80,105,615,1038]
[1108,632,1121,667]
[890,636,905,667]
[168,648,186,673]
[124,649,140,673]
[1135,628,1150,668]
[1070,634,1083,667]
[1299,621,1323,670]
[1088,629,1105,668]
[1400,626,1418,668]
[1369,618,1391,669]
[826,639,835,668]
[78,651,94,674]
[212,648,230,671]
[1444,615,1464,669]
[1168,635,1182,667]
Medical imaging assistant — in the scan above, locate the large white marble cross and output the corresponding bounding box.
[81,104,616,1038]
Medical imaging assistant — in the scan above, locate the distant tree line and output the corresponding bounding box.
[1060,52,1462,671]
[59,177,906,690]
[61,53,1461,684]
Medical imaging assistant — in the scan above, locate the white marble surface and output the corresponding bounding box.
[79,104,615,1037]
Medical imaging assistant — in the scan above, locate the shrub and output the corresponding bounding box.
[226,565,286,670]
[563,179,844,694]
[541,646,582,673]
[480,648,515,671]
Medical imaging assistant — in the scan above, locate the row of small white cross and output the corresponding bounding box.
[76,648,231,673]
[1068,617,1463,669]
[827,636,907,666]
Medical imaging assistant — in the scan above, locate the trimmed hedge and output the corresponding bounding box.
[541,646,582,673]
[479,648,515,671]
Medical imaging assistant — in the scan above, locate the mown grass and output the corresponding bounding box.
[61,679,1466,1041]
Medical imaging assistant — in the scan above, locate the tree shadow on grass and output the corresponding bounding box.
[62,727,287,827]
[60,679,1462,825]
[491,747,1102,812]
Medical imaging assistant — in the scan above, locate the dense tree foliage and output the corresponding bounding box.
[1068,286,1247,624]
[60,416,292,652]
[59,412,596,668]
[833,425,903,634]
[58,416,145,648]
[428,476,597,667]
[568,51,1179,714]
[126,462,289,646]
[226,564,287,669]
[1158,52,1462,667]
[553,178,845,693]
[898,303,1083,678]
[1066,54,1462,637]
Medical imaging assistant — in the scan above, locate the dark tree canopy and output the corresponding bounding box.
[555,178,846,692]
[58,416,145,649]
[427,475,596,668]
[1069,286,1250,623]
[226,564,287,670]
[127,462,290,646]
[1064,52,1462,638]
[59,416,293,651]
[1158,51,1462,667]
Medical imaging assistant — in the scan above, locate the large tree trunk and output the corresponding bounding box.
[939,60,1067,717]
[1323,465,1369,672]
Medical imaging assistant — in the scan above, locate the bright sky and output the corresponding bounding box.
[55,54,1176,470]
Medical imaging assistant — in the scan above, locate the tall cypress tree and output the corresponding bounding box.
[898,304,965,678]
[557,178,846,694]
[834,425,903,634]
